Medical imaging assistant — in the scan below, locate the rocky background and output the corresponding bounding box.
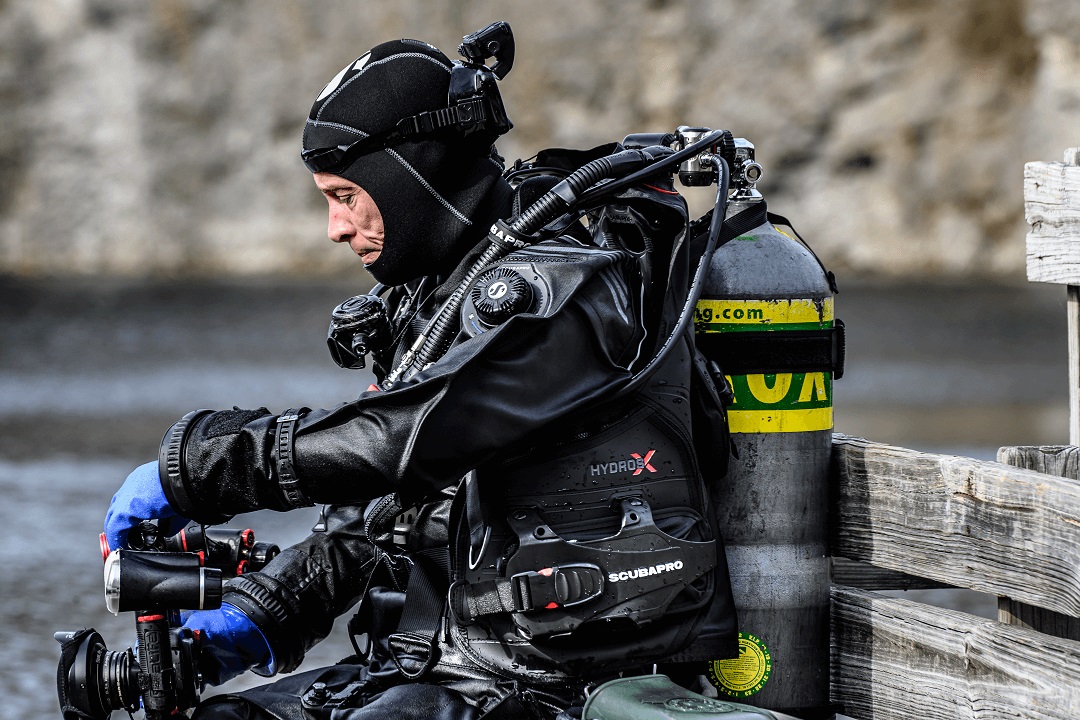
[1,0,1077,280]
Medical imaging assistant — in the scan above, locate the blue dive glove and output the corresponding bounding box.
[103,461,189,552]
[183,603,275,687]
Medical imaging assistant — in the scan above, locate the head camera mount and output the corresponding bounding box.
[458,21,515,79]
[396,21,515,141]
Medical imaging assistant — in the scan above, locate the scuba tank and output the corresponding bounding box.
[692,133,843,715]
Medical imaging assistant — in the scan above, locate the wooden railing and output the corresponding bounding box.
[828,150,1080,719]
[829,437,1080,719]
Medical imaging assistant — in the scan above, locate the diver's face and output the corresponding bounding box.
[314,172,385,267]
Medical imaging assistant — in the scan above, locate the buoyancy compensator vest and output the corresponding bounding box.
[365,134,748,685]
[434,145,741,682]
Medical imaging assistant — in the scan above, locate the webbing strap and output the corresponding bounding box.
[387,546,450,679]
[451,562,606,621]
[395,547,450,635]
[696,321,845,377]
[398,98,490,136]
[452,576,520,620]
[463,470,487,551]
[698,200,769,250]
[722,202,768,245]
[768,211,839,295]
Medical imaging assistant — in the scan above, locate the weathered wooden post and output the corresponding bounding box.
[1025,147,1080,442]
[830,436,1080,718]
[997,147,1080,640]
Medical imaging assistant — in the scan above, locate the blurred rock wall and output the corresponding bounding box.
[1,0,1077,279]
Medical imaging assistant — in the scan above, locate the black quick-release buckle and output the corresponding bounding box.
[452,97,489,129]
[398,107,453,136]
[510,563,605,611]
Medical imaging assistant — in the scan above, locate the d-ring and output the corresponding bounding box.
[467,526,491,571]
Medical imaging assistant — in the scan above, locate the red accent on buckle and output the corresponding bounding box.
[180,528,189,552]
[544,602,559,609]
[539,567,553,577]
[197,550,205,566]
[236,560,249,576]
[137,614,166,623]
[368,384,380,392]
[99,533,110,563]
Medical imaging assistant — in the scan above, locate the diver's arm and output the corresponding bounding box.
[159,265,641,518]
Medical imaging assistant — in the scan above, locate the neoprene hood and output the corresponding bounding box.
[303,39,506,285]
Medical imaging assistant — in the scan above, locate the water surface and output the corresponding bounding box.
[0,277,1068,719]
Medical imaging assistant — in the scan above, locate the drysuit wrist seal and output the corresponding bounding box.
[223,576,304,675]
[159,409,231,524]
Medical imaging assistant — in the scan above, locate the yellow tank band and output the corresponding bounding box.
[695,297,833,329]
[728,407,833,434]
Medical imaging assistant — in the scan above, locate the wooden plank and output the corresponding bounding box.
[830,557,951,591]
[1026,149,1080,285]
[998,596,1080,640]
[831,586,1080,720]
[997,445,1080,479]
[830,434,1080,618]
[996,445,1080,641]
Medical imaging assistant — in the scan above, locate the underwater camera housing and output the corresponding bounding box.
[56,522,279,720]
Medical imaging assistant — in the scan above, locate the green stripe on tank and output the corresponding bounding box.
[697,320,833,334]
[727,372,832,411]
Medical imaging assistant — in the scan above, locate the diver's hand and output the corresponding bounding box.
[103,461,189,551]
[183,603,275,687]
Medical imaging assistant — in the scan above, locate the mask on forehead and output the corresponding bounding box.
[304,39,505,285]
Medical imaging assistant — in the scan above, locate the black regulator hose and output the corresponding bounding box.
[383,130,729,386]
[611,154,731,400]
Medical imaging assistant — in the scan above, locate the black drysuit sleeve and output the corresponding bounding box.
[221,503,385,674]
[159,252,643,522]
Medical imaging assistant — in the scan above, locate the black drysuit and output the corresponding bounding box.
[175,182,736,719]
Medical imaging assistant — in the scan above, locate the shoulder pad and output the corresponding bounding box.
[460,241,632,336]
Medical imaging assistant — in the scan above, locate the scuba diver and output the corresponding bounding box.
[98,23,740,720]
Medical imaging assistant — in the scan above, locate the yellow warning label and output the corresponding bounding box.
[707,632,772,698]
[695,297,833,328]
